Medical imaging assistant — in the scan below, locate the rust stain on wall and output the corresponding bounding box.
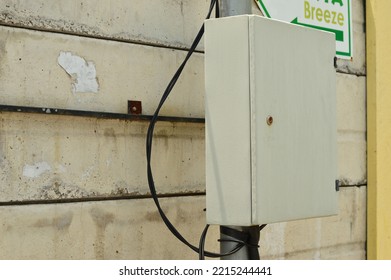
[33,211,73,231]
[89,207,115,259]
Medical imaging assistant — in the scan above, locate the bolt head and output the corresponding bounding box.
[266,116,273,126]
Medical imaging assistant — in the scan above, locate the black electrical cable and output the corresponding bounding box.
[198,225,209,260]
[215,0,220,18]
[199,225,268,260]
[146,0,258,259]
[259,224,267,231]
[198,224,245,260]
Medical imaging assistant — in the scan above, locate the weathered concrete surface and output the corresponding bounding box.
[335,0,366,75]
[0,0,367,260]
[0,25,205,117]
[0,196,219,259]
[0,188,365,260]
[0,71,365,203]
[260,187,366,259]
[0,0,212,50]
[336,73,366,185]
[0,113,205,202]
[0,0,365,75]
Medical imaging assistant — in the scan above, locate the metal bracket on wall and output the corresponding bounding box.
[0,104,205,124]
[128,100,142,115]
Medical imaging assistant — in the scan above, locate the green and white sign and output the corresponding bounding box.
[256,0,353,59]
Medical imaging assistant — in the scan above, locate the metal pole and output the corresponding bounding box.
[220,226,260,260]
[217,0,260,260]
[218,0,252,17]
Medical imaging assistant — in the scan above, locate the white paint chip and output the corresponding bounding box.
[23,162,52,178]
[57,51,99,94]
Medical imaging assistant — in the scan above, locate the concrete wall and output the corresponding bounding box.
[0,0,366,259]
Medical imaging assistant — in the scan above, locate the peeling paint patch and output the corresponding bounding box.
[23,162,51,178]
[57,51,99,94]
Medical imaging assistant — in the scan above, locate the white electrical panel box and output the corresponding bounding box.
[205,15,337,226]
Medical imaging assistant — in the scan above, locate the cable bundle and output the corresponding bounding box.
[146,0,266,260]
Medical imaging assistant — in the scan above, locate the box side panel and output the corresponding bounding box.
[252,17,337,224]
[205,16,252,226]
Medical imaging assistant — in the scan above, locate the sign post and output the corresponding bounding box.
[256,0,353,59]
